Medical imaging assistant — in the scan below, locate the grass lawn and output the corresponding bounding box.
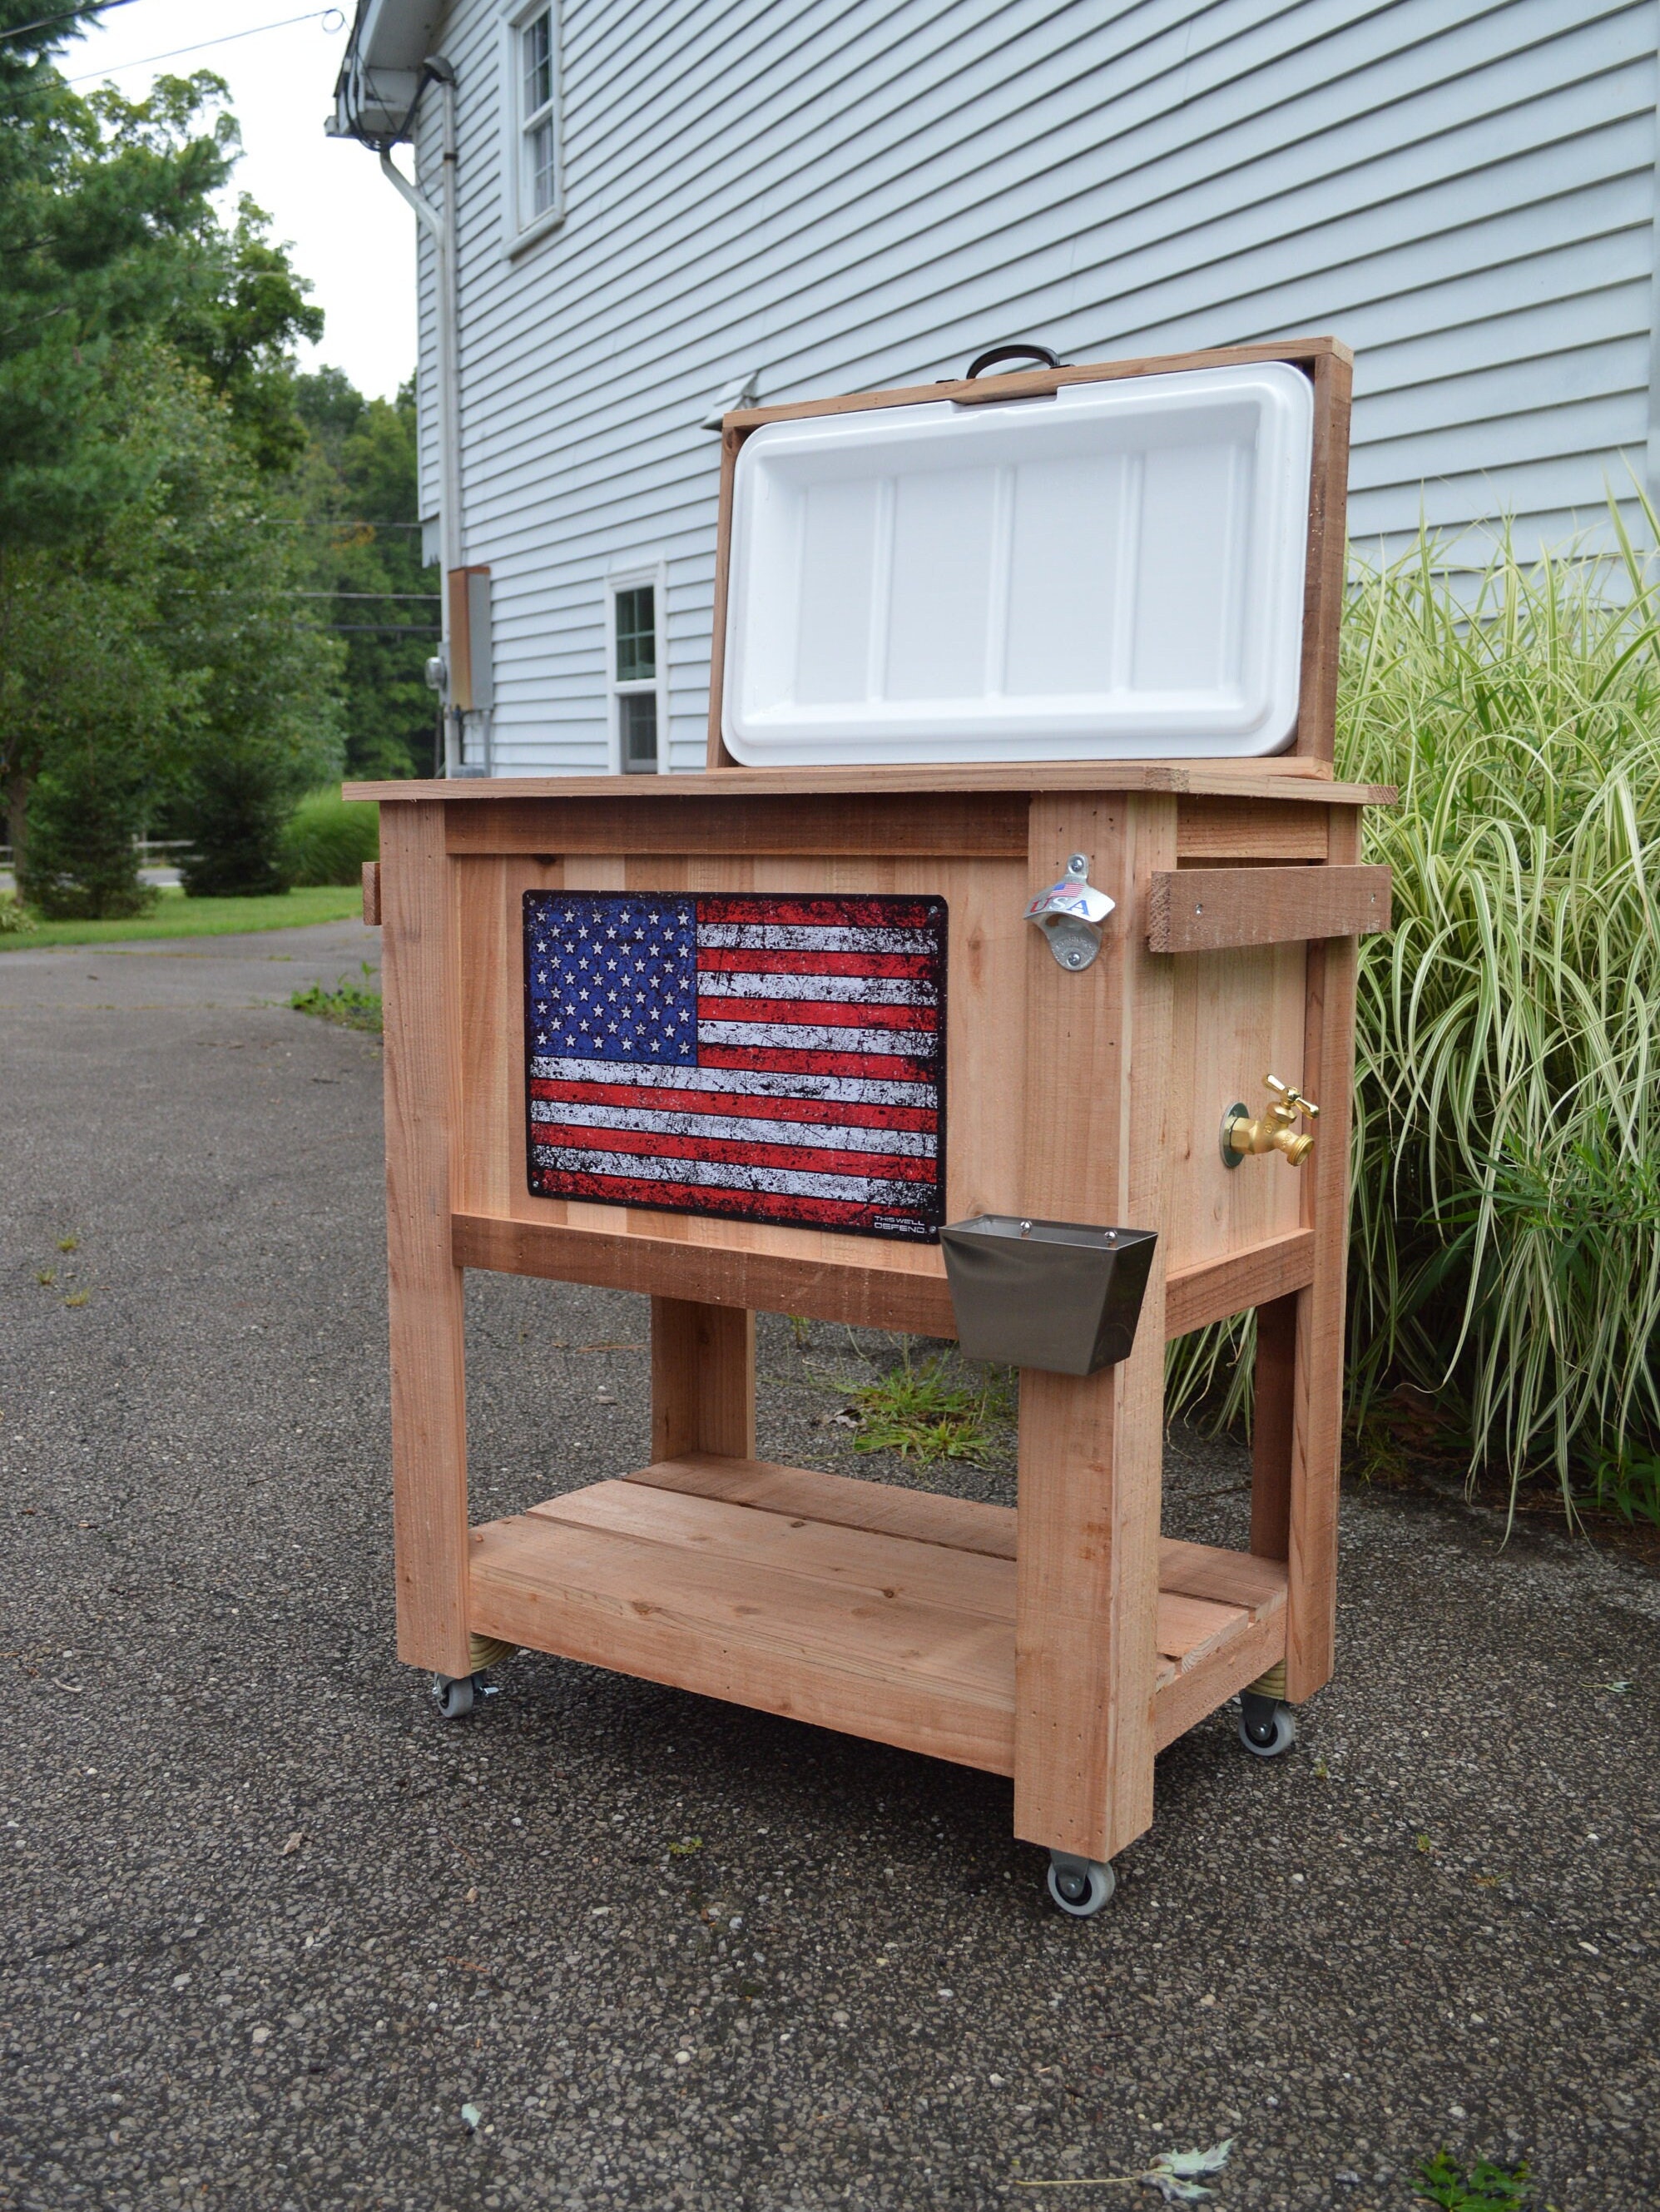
[0,885,366,952]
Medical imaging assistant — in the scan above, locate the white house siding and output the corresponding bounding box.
[399,0,1659,776]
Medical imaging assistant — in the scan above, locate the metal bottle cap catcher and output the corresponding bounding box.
[1025,854,1115,971]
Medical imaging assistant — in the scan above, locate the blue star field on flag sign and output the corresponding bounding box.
[527,895,699,1066]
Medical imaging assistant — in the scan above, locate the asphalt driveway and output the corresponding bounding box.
[2,920,1656,2211]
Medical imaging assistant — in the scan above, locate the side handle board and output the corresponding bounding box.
[1147,863,1390,953]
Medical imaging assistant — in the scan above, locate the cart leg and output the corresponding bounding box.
[1282,810,1362,1705]
[651,1297,756,1462]
[380,801,473,1683]
[1013,795,1173,1887]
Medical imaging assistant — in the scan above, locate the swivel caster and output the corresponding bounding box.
[1046,1852,1117,1918]
[1238,1689,1297,1758]
[432,1671,485,1720]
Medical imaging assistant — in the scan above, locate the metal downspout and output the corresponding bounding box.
[379,61,464,773]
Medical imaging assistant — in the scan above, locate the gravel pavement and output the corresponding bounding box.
[2,920,1657,2212]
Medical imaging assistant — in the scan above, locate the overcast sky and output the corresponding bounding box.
[65,0,418,401]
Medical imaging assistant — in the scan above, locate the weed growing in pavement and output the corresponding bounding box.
[1415,2148,1533,2211]
[290,963,383,1034]
[844,1349,1013,1467]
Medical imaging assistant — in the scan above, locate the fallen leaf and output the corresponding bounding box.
[280,1830,305,1857]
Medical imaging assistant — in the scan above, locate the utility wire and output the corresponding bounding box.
[0,1,137,48]
[66,5,344,82]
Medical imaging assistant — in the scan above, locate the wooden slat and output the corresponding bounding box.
[1249,1292,1299,1564]
[361,860,381,926]
[528,1480,1018,1622]
[1157,1538,1287,1612]
[1013,791,1174,1864]
[451,1210,957,1332]
[468,1510,1018,1774]
[349,764,1389,806]
[456,1208,1312,1341]
[721,337,1352,429]
[626,1452,1021,1560]
[1284,808,1363,1701]
[1166,1231,1314,1337]
[1152,1595,1286,1753]
[1156,1593,1247,1664]
[1175,799,1328,863]
[1147,865,1391,952]
[379,804,473,1679]
[1295,347,1353,766]
[706,424,742,769]
[651,1299,756,1462]
[443,791,1028,857]
[473,1469,1291,1773]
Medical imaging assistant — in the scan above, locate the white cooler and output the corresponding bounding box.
[721,360,1314,766]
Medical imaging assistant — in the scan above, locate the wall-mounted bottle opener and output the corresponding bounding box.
[1025,854,1115,972]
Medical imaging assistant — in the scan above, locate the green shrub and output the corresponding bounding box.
[0,891,38,935]
[280,790,379,886]
[1176,511,1660,1522]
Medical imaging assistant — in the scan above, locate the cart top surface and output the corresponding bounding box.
[347,763,1392,806]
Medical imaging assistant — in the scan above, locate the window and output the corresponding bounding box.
[503,2,561,246]
[607,570,668,775]
[520,8,555,216]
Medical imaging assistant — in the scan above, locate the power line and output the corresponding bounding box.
[0,2,137,49]
[66,5,344,82]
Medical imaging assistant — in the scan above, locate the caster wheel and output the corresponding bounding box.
[432,1672,478,1720]
[1046,1852,1117,1918]
[1238,1694,1297,1758]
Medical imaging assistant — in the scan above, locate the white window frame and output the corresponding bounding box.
[605,563,670,777]
[499,0,563,256]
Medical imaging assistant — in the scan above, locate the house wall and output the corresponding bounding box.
[404,0,1658,776]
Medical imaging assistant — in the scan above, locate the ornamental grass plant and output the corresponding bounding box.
[1176,508,1660,1524]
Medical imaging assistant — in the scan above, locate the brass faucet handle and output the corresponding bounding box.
[1266,1074,1320,1120]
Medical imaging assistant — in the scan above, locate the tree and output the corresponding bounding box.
[1,51,339,894]
[7,341,341,914]
[294,371,438,779]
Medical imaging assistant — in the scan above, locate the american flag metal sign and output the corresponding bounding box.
[523,891,947,1242]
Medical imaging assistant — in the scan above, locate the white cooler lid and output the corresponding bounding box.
[721,360,1314,766]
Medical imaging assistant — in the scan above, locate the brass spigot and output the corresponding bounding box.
[1221,1075,1320,1168]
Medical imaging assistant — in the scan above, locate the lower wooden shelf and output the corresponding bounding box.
[468,1453,1287,1776]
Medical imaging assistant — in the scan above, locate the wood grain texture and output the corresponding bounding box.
[706,425,743,769]
[1152,1588,1286,1752]
[1164,941,1307,1274]
[1166,1230,1315,1337]
[1013,791,1175,1863]
[1249,1292,1299,1562]
[651,1299,756,1461]
[361,860,381,926]
[468,1504,1018,1773]
[530,1480,1018,1622]
[378,804,473,1679]
[451,1211,957,1330]
[1147,865,1391,952]
[349,765,1388,806]
[443,791,1028,858]
[627,1451,1022,1557]
[1295,347,1354,765]
[1175,800,1329,862]
[719,337,1352,430]
[472,1469,1291,1774]
[1284,807,1363,1700]
[456,1208,1311,1342]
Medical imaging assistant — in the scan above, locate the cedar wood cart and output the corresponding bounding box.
[348,337,1391,1917]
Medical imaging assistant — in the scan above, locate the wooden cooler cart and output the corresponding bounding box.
[350,337,1390,1917]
